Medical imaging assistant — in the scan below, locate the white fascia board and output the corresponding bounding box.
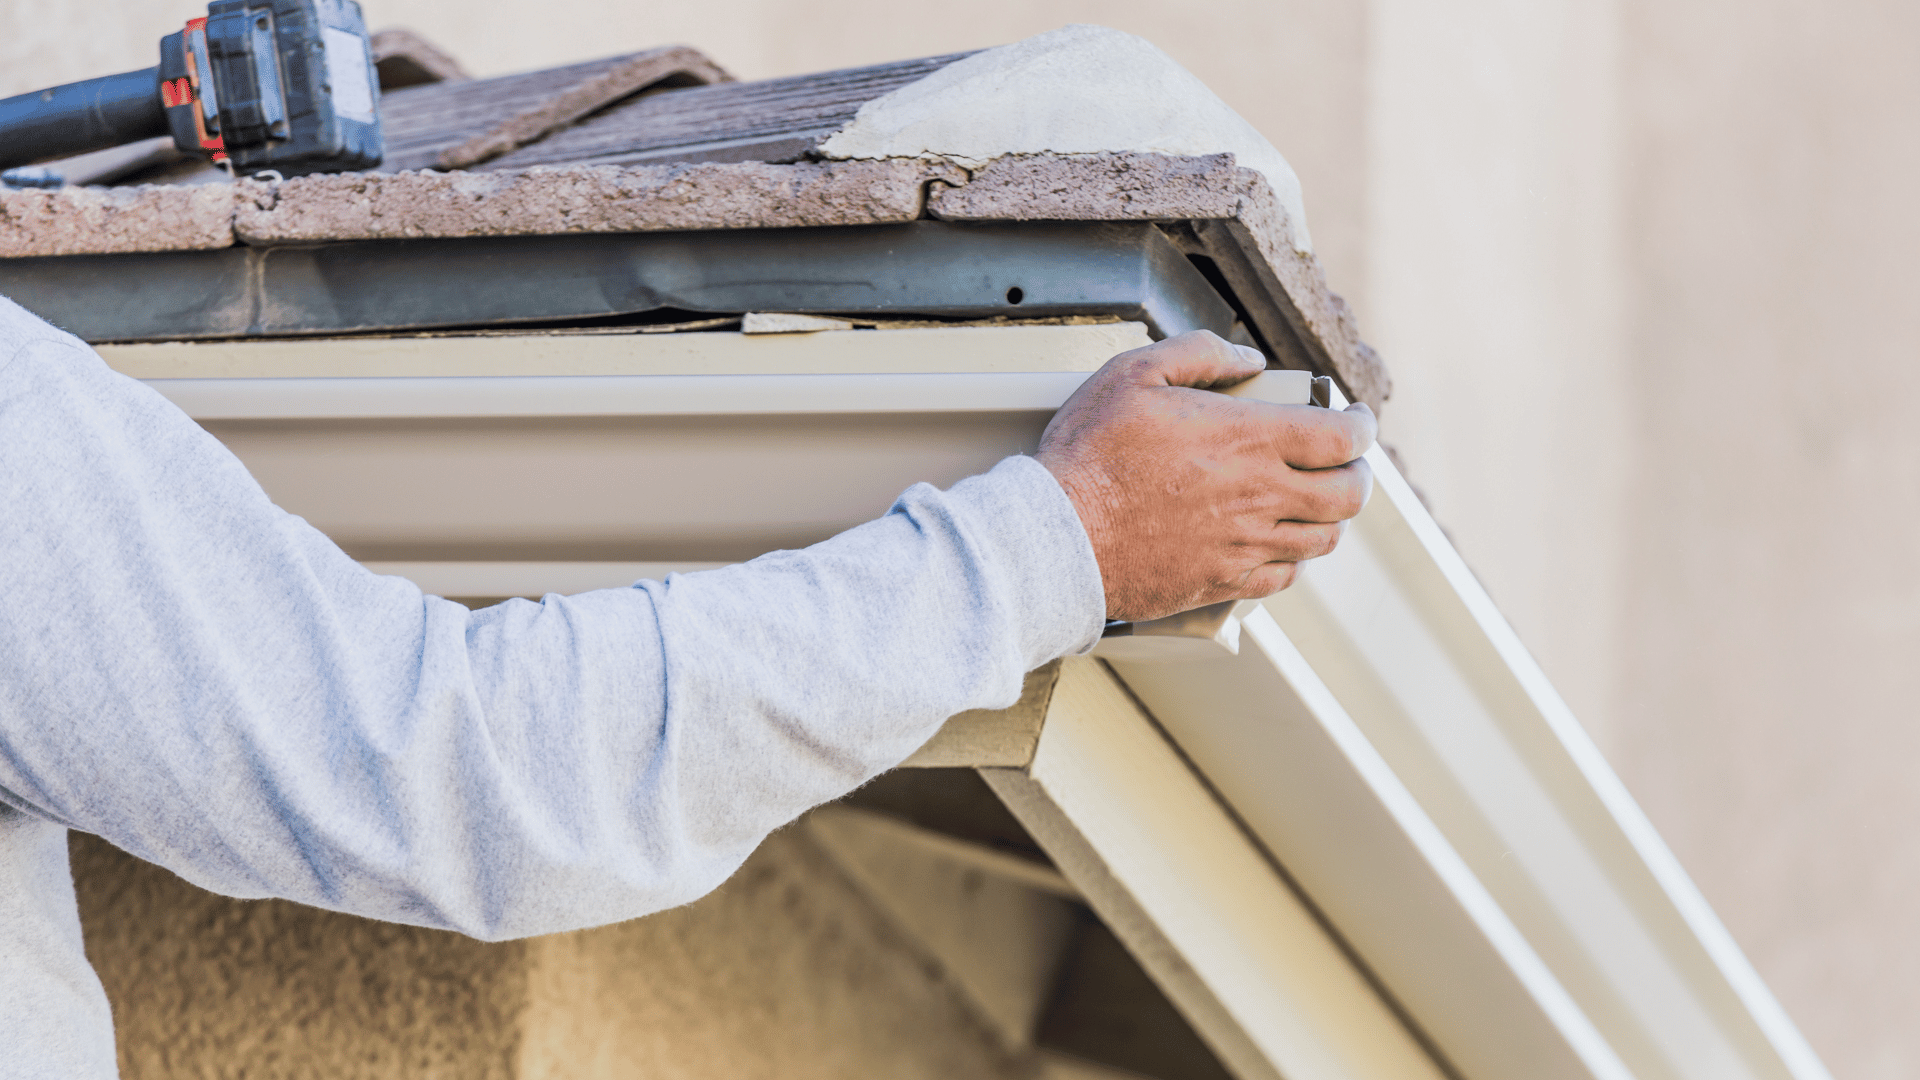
[1104,447,1830,1080]
[103,324,1150,420]
[108,325,1146,562]
[985,658,1447,1080]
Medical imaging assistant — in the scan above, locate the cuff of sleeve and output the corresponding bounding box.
[943,454,1107,664]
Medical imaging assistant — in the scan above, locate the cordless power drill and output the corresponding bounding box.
[0,0,381,179]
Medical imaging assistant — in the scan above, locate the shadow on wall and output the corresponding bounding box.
[72,768,1230,1080]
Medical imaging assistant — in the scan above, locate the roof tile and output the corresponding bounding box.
[233,160,951,244]
[0,184,237,259]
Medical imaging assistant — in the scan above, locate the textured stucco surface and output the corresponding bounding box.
[1357,1,1920,1076]
[1609,2,1920,1075]
[71,824,1027,1080]
[71,831,527,1079]
[0,184,237,258]
[516,826,1029,1080]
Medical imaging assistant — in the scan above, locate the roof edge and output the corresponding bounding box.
[929,152,1385,405]
[0,184,240,259]
[0,153,1386,406]
[234,159,951,242]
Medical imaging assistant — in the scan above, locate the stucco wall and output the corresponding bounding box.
[1612,2,1920,1072]
[71,831,527,1079]
[1359,4,1920,1077]
[73,826,1029,1079]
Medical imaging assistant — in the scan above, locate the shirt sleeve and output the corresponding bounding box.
[0,317,1106,941]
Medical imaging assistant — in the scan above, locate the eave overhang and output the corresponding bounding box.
[3,152,1388,408]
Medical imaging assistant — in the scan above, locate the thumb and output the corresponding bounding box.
[1126,330,1266,391]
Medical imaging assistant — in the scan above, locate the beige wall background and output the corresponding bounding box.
[6,1,1917,1076]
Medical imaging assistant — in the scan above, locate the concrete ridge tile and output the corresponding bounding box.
[926,151,1246,223]
[0,183,239,259]
[1220,164,1391,407]
[232,160,941,244]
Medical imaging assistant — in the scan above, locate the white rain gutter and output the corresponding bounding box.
[1105,395,1832,1080]
[96,323,1828,1080]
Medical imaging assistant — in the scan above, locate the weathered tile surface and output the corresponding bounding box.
[0,184,237,258]
[233,160,946,244]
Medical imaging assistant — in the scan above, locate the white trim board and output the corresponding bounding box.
[104,323,1156,422]
[985,658,1446,1080]
[121,325,1168,563]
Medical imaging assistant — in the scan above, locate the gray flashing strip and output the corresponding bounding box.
[3,221,1235,345]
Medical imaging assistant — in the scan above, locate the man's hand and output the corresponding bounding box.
[1037,330,1377,623]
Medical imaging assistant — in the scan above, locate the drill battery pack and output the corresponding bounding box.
[158,0,381,175]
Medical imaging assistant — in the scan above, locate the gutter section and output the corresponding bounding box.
[1106,444,1830,1080]
[107,322,1823,1078]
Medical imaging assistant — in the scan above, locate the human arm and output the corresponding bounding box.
[0,313,1101,939]
[0,307,1372,940]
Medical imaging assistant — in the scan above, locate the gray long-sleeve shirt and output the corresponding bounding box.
[0,297,1105,1076]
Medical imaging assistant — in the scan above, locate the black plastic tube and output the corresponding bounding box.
[0,67,167,170]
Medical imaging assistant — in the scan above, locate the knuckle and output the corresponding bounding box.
[1284,464,1366,522]
[1334,467,1369,517]
[1315,477,1355,519]
[1297,525,1339,560]
[1281,474,1352,523]
[1282,415,1353,467]
[1157,330,1216,359]
[1261,562,1300,594]
[1327,419,1364,464]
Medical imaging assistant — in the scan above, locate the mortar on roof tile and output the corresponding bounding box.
[817,24,1314,254]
